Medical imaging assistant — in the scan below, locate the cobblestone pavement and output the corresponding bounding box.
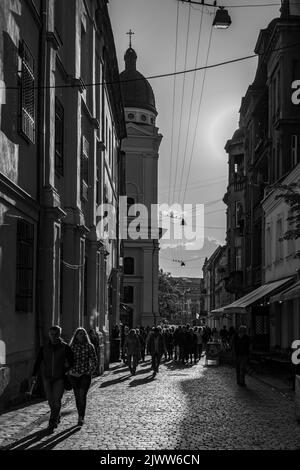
[1,356,300,450]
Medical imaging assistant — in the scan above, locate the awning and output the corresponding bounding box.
[270,280,300,303]
[210,308,224,317]
[220,277,294,314]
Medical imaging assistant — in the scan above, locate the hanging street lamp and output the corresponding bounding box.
[179,1,232,29]
[212,6,232,29]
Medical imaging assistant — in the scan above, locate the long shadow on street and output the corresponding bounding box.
[100,374,132,388]
[175,363,297,450]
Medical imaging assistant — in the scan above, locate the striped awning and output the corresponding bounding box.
[212,277,294,315]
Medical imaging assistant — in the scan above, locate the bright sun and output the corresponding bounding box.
[207,106,239,160]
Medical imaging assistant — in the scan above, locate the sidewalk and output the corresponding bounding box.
[0,364,120,448]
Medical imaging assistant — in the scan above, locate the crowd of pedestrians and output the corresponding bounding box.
[120,324,215,374]
[31,322,250,434]
[120,323,250,386]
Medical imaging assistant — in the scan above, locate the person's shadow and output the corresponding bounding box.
[129,375,156,387]
[0,425,80,450]
[29,426,80,450]
[100,374,131,388]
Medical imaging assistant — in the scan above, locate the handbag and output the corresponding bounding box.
[64,374,73,391]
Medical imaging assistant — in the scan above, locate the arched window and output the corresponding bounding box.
[123,286,134,304]
[124,257,134,275]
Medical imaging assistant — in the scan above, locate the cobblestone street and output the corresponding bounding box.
[1,357,300,450]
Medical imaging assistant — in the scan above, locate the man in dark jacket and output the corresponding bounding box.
[148,327,166,376]
[233,325,250,386]
[32,325,74,431]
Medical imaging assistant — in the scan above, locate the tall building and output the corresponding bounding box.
[219,0,300,352]
[0,0,126,408]
[120,45,162,327]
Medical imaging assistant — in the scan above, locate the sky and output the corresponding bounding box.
[108,0,282,278]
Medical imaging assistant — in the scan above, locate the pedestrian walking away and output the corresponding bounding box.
[32,325,74,432]
[233,325,250,387]
[148,327,166,376]
[195,327,203,361]
[124,329,141,375]
[68,327,98,426]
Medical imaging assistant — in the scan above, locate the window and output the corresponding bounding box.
[96,162,101,205]
[128,113,135,120]
[235,247,242,271]
[235,202,243,228]
[292,135,299,167]
[266,226,272,266]
[287,210,295,256]
[81,136,89,201]
[276,141,281,179]
[276,70,280,113]
[16,219,34,313]
[55,97,64,176]
[123,286,134,304]
[20,41,35,143]
[141,114,147,122]
[124,257,134,275]
[54,0,63,41]
[109,128,112,165]
[81,23,87,84]
[276,218,283,261]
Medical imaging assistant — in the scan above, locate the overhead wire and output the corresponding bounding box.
[180,22,214,210]
[176,5,205,208]
[168,0,180,207]
[171,2,192,265]
[2,42,300,91]
[171,2,192,206]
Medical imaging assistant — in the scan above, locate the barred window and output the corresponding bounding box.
[16,219,34,313]
[81,136,89,201]
[20,41,35,143]
[55,97,64,176]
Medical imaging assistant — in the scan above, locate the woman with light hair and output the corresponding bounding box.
[69,327,98,426]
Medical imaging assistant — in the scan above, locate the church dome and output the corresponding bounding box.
[120,48,157,116]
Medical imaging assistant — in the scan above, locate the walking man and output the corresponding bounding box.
[148,327,166,376]
[233,325,250,387]
[32,325,74,432]
[124,329,141,375]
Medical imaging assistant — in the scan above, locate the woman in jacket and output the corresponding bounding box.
[124,329,141,375]
[69,327,98,426]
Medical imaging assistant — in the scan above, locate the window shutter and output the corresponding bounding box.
[20,41,35,143]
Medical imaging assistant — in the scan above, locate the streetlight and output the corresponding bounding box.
[179,1,232,30]
[212,6,232,29]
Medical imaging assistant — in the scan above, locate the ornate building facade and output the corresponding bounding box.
[0,0,126,408]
